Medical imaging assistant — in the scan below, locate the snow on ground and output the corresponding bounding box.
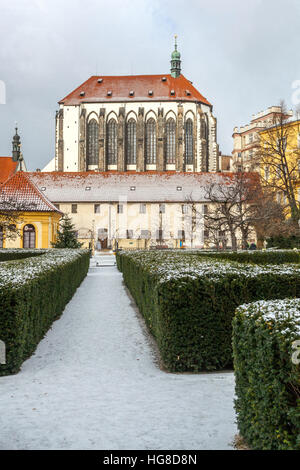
[0,255,236,450]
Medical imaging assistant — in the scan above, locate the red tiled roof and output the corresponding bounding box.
[0,171,62,213]
[29,171,259,203]
[59,74,212,107]
[0,157,18,184]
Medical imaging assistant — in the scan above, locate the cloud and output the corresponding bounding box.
[0,0,299,168]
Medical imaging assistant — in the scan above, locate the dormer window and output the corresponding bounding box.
[148,90,153,96]
[129,90,134,96]
[107,91,112,96]
[186,90,191,96]
[41,187,46,191]
[80,91,85,96]
[130,186,136,191]
[97,78,103,83]
[162,77,167,82]
[85,187,91,191]
[170,89,175,96]
[177,186,182,191]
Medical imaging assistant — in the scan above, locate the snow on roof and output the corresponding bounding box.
[0,171,62,213]
[28,171,248,204]
[59,74,212,107]
[0,156,18,184]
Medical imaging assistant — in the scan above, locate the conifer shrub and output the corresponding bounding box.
[0,249,90,376]
[52,214,83,248]
[233,299,300,450]
[117,250,300,372]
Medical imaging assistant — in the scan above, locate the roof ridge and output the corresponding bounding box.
[58,74,212,107]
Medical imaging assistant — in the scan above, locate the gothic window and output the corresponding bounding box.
[23,224,36,249]
[166,118,176,164]
[185,119,193,165]
[86,119,99,167]
[107,118,117,165]
[146,118,156,164]
[126,119,136,164]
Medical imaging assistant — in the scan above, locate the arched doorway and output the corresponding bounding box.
[23,224,36,248]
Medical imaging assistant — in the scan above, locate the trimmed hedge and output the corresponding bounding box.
[267,235,300,249]
[0,249,46,262]
[0,249,90,376]
[117,250,300,372]
[195,249,300,265]
[233,299,300,450]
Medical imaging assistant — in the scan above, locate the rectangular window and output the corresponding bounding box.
[126,230,133,239]
[94,204,100,214]
[204,229,209,238]
[159,204,165,214]
[71,204,77,214]
[117,204,123,214]
[264,166,270,181]
[156,229,164,240]
[182,204,188,214]
[203,204,208,214]
[141,230,151,239]
[140,203,146,214]
[178,230,185,240]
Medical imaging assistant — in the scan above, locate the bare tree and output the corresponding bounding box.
[0,196,37,242]
[203,172,261,250]
[254,101,300,223]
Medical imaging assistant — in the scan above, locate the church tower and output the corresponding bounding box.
[12,126,21,162]
[170,35,181,78]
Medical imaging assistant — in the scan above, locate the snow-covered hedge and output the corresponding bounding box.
[0,249,46,262]
[116,250,300,372]
[196,249,300,265]
[233,299,300,450]
[0,249,90,376]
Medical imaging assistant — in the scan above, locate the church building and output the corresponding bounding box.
[44,39,220,173]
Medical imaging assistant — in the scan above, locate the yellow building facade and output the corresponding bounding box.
[259,118,300,217]
[0,171,61,249]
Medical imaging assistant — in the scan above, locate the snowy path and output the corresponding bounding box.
[0,255,236,450]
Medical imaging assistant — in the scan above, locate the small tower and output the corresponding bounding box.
[170,35,181,78]
[12,126,21,162]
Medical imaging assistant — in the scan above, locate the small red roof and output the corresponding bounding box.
[59,74,212,107]
[0,171,62,213]
[0,157,18,184]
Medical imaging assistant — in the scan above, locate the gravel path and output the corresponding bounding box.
[0,256,236,450]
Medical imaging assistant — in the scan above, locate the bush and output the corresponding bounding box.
[267,235,300,249]
[117,250,300,372]
[195,249,300,265]
[233,299,300,450]
[0,249,46,262]
[0,249,90,376]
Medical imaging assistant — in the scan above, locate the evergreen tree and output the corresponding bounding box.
[52,214,83,248]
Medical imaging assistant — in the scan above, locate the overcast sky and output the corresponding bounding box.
[1,0,300,170]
